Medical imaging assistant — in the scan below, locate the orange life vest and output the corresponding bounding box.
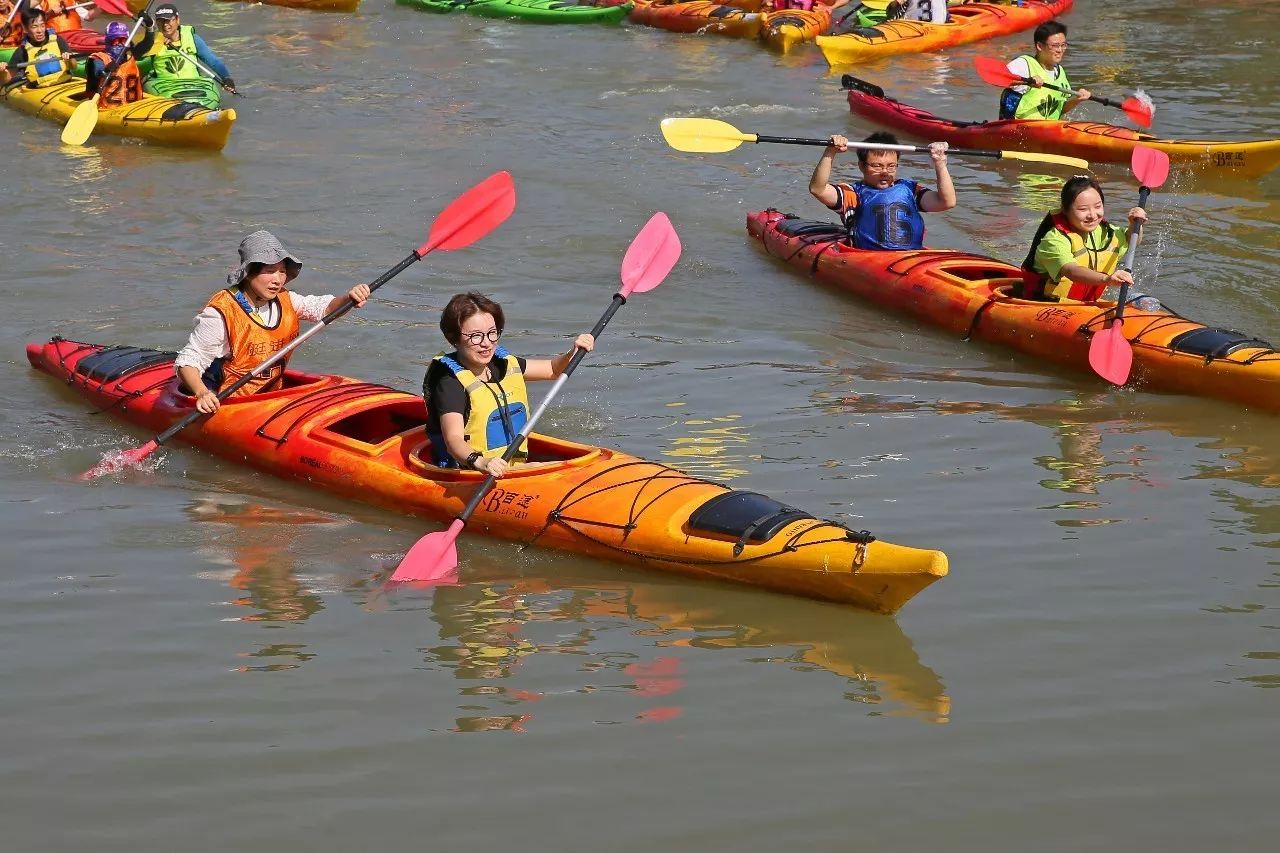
[0,4,22,47]
[90,50,141,108]
[40,1,80,35]
[206,288,300,397]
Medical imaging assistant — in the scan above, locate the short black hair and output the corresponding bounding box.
[1033,20,1067,46]
[857,131,900,166]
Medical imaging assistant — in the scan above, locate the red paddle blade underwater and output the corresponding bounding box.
[1088,323,1134,386]
[620,212,682,297]
[388,519,464,583]
[1131,145,1170,187]
[973,56,1021,88]
[80,440,159,480]
[416,171,517,256]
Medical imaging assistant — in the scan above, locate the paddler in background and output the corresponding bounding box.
[999,21,1091,120]
[40,0,96,35]
[1,0,26,46]
[809,131,956,251]
[174,231,371,414]
[135,3,236,96]
[82,20,142,108]
[423,292,594,477]
[0,6,73,87]
[1019,175,1147,303]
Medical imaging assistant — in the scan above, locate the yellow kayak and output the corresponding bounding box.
[2,80,236,150]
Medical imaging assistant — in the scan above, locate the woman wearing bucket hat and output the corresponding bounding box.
[174,231,370,415]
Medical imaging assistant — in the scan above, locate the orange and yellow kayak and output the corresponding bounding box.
[816,0,1072,65]
[26,337,948,613]
[629,0,763,38]
[843,75,1280,179]
[747,210,1280,413]
[760,4,831,54]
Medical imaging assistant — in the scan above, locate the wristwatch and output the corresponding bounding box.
[464,451,483,470]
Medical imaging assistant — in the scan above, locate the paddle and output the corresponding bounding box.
[80,171,517,480]
[387,212,683,585]
[60,0,153,145]
[1086,146,1171,386]
[154,41,240,96]
[973,56,1155,129]
[86,0,133,15]
[660,116,1091,169]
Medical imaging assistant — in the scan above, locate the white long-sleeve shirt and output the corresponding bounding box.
[173,291,334,375]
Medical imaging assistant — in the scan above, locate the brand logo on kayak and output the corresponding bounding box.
[483,488,537,520]
[1034,307,1073,328]
[300,455,344,475]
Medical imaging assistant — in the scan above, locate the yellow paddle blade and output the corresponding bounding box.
[1001,150,1090,170]
[61,95,101,146]
[660,117,757,154]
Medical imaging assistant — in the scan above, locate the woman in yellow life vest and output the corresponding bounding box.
[0,7,72,87]
[174,230,371,415]
[1021,175,1147,303]
[423,292,594,477]
[999,21,1091,121]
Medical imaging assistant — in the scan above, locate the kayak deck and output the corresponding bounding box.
[27,337,948,613]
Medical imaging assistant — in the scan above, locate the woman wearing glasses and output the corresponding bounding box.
[999,21,1091,120]
[810,131,955,251]
[423,292,594,476]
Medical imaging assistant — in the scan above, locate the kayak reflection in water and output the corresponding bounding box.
[1020,175,1146,303]
[422,292,594,478]
[174,230,370,415]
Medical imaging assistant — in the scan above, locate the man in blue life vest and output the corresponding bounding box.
[999,20,1091,120]
[809,131,956,251]
[134,3,236,94]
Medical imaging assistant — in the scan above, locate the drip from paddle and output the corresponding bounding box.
[973,56,1155,129]
[60,0,156,146]
[388,212,683,585]
[80,171,517,480]
[1086,146,1171,386]
[659,115,1091,169]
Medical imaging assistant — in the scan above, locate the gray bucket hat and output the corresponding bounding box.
[227,230,303,286]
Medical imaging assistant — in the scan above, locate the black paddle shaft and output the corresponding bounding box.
[1110,185,1153,324]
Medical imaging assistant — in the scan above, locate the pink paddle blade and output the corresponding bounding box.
[1088,323,1134,386]
[972,56,1021,88]
[1131,146,1170,188]
[79,440,159,481]
[620,212,682,297]
[92,0,133,15]
[388,519,464,582]
[417,171,516,256]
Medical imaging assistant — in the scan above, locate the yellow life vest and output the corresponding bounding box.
[145,24,200,81]
[430,347,530,465]
[23,34,70,87]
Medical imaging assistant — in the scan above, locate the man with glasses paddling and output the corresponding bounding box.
[999,21,1091,120]
[810,131,955,251]
[135,3,235,96]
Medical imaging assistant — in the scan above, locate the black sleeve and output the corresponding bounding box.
[9,45,28,66]
[134,31,155,56]
[423,361,468,420]
[56,35,70,53]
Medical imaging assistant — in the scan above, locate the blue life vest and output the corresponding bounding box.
[839,180,926,250]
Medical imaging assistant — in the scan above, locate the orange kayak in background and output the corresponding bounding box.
[747,210,1280,413]
[27,337,949,613]
[816,0,1073,65]
[629,0,764,38]
[843,76,1280,179]
[760,4,831,54]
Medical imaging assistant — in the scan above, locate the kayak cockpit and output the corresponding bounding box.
[406,433,605,481]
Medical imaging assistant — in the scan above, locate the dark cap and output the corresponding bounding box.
[154,3,179,18]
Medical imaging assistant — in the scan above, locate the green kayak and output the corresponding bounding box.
[396,0,632,24]
[142,74,222,110]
